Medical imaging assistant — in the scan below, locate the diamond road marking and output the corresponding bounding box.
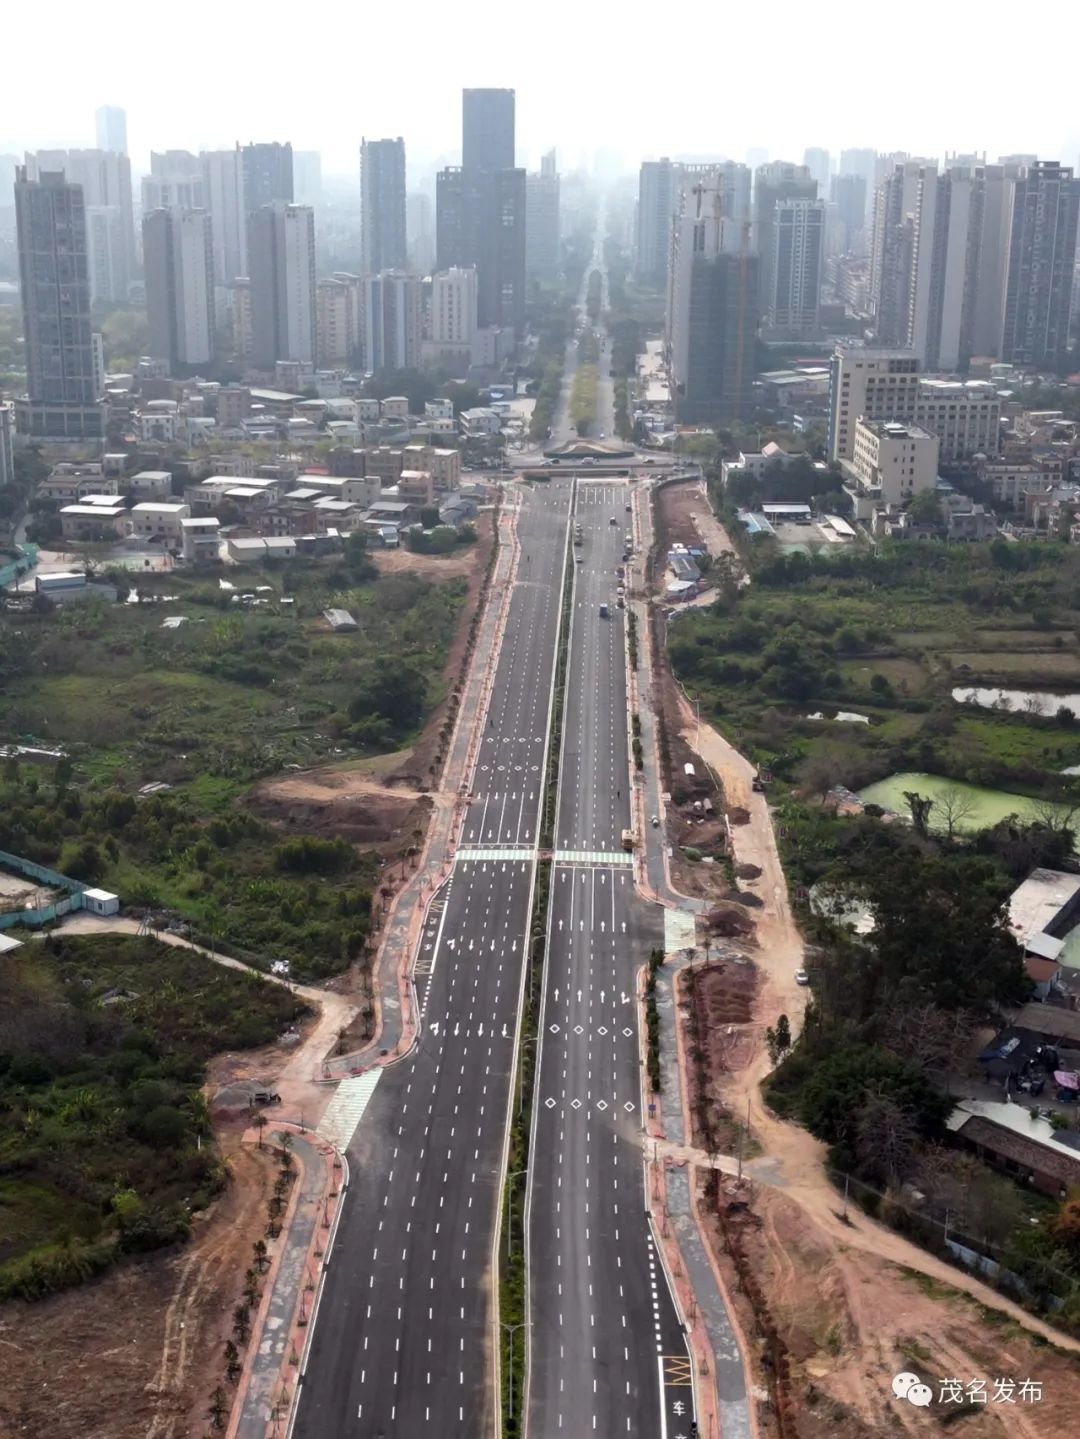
[623,1027,633,1037]
[597,1026,608,1036]
[545,1098,556,1109]
[596,1100,608,1111]
[623,1101,635,1112]
[549,1023,561,1034]
[571,1099,582,1110]
[573,1024,584,1035]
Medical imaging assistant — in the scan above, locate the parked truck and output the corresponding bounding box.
[621,828,635,851]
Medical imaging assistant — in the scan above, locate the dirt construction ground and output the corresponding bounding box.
[651,492,1080,1435]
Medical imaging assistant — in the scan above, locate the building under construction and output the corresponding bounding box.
[666,173,759,424]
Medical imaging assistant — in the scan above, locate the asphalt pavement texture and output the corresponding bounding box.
[291,482,572,1438]
[526,480,693,1438]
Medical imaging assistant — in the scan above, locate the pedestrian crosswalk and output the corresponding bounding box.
[554,849,634,866]
[317,1070,381,1151]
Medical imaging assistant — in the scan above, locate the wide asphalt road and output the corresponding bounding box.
[526,482,694,1437]
[292,480,572,1438]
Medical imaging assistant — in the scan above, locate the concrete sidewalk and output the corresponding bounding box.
[652,952,753,1439]
[228,1129,342,1439]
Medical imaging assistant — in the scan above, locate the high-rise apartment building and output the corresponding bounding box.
[316,276,360,365]
[1002,160,1080,368]
[753,162,817,317]
[362,271,422,372]
[830,173,867,252]
[839,147,878,222]
[462,89,515,172]
[870,160,937,357]
[526,167,560,282]
[431,266,479,345]
[293,152,322,207]
[142,151,205,213]
[436,89,525,333]
[95,106,127,155]
[637,158,750,288]
[804,147,831,195]
[407,192,435,274]
[143,208,216,368]
[360,138,407,274]
[636,158,676,286]
[667,176,758,423]
[248,203,316,369]
[26,149,135,299]
[241,142,293,212]
[827,347,920,463]
[14,167,105,440]
[767,199,824,335]
[201,149,247,287]
[85,205,129,304]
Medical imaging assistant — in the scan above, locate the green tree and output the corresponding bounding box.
[906,488,943,525]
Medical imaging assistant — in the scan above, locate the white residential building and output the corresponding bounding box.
[317,277,359,366]
[130,501,191,545]
[363,272,422,372]
[201,148,247,287]
[914,379,1001,463]
[248,203,317,369]
[143,208,216,367]
[431,267,479,346]
[848,419,939,509]
[767,199,824,336]
[827,347,921,463]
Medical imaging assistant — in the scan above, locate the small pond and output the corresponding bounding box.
[952,686,1080,716]
[857,771,1078,838]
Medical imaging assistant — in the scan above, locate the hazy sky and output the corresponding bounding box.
[5,0,1080,181]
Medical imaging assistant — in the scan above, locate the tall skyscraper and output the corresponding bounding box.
[85,204,129,304]
[430,267,479,346]
[143,208,216,368]
[827,347,920,463]
[293,152,322,207]
[753,162,817,320]
[969,162,1024,360]
[541,148,557,179]
[95,106,127,155]
[14,167,104,440]
[526,166,560,282]
[767,199,824,335]
[407,192,435,274]
[870,159,937,355]
[1002,160,1080,368]
[25,149,135,299]
[636,158,676,286]
[247,203,316,369]
[362,271,422,371]
[360,138,407,273]
[839,147,878,224]
[804,147,831,195]
[241,142,294,212]
[830,173,868,252]
[462,89,515,172]
[667,176,758,423]
[436,89,525,333]
[201,149,247,286]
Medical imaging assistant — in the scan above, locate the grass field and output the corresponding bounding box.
[669,536,1080,800]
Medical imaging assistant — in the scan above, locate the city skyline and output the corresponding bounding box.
[5,1,1080,177]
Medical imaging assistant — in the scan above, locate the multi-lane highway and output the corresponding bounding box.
[292,481,573,1437]
[526,482,693,1437]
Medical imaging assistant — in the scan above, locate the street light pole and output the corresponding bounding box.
[500,1320,531,1423]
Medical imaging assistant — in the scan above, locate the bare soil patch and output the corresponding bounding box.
[0,1140,278,1439]
[697,1175,1080,1439]
[248,768,433,851]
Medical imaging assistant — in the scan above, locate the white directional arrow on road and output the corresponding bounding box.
[454,1022,460,1036]
[621,922,627,933]
[577,989,582,1003]
[621,992,630,1004]
[430,1021,440,1036]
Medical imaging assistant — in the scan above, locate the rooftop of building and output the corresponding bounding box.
[1008,868,1080,942]
[132,501,188,513]
[859,419,936,442]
